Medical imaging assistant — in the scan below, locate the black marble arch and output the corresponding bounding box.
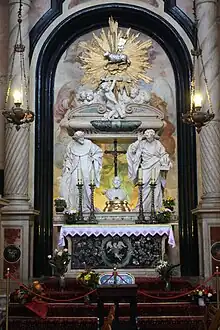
[33,4,198,276]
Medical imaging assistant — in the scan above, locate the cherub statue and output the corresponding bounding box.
[100,79,126,119]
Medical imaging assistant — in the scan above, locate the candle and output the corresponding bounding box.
[151,169,156,183]
[138,167,143,183]
[77,168,82,183]
[194,93,202,108]
[90,167,95,185]
[13,90,22,104]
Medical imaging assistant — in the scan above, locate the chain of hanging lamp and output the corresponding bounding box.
[182,0,214,132]
[2,0,34,130]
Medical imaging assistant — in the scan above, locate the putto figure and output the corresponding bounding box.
[60,131,103,211]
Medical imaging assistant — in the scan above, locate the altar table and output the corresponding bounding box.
[58,224,175,247]
[58,224,175,269]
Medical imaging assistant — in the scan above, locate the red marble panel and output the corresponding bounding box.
[210,227,220,274]
[3,228,21,279]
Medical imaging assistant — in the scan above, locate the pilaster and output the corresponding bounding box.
[194,0,220,277]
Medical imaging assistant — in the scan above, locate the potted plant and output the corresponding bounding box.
[156,207,173,223]
[54,197,67,212]
[64,209,77,224]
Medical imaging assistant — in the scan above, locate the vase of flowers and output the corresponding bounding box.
[64,209,77,224]
[191,286,214,306]
[77,268,99,304]
[163,196,175,212]
[155,259,180,291]
[54,197,67,213]
[48,248,71,290]
[156,207,173,223]
[156,197,175,223]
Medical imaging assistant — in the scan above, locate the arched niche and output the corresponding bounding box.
[33,3,198,276]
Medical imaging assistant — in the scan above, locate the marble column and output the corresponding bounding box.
[1,0,39,282]
[196,0,220,208]
[4,0,31,209]
[194,0,220,278]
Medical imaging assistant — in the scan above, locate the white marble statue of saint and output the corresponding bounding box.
[126,129,172,212]
[60,131,103,211]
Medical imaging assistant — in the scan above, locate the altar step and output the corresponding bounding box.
[9,302,205,317]
[6,314,206,330]
[7,302,207,329]
[6,278,208,329]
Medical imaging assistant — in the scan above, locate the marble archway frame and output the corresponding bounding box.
[30,1,198,277]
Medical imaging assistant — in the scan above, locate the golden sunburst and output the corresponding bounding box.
[79,17,152,95]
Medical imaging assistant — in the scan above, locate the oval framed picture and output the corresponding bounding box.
[211,242,220,262]
[3,245,21,263]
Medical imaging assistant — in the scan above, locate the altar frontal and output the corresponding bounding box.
[53,17,178,272]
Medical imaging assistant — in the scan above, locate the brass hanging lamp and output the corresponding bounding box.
[2,0,34,130]
[182,0,214,133]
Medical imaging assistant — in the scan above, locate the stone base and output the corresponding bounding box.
[0,208,39,281]
[193,207,220,278]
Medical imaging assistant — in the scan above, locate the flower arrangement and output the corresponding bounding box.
[156,197,175,223]
[191,286,214,301]
[155,259,180,281]
[64,209,77,224]
[77,269,100,289]
[156,207,173,223]
[163,196,175,211]
[54,197,67,212]
[10,281,45,304]
[64,209,77,215]
[48,248,71,276]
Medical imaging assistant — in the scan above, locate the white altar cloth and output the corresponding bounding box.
[58,224,175,248]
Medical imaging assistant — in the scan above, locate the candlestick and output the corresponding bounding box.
[88,183,97,224]
[149,181,157,224]
[76,181,86,224]
[136,181,147,224]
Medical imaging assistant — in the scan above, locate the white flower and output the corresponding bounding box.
[48,255,52,259]
[54,249,58,253]
[208,293,212,298]
[63,261,66,265]
[57,251,63,256]
[198,291,203,296]
[63,248,68,252]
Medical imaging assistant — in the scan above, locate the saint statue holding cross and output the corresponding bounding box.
[127,129,172,212]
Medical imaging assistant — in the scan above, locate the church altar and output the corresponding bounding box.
[58,224,175,271]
